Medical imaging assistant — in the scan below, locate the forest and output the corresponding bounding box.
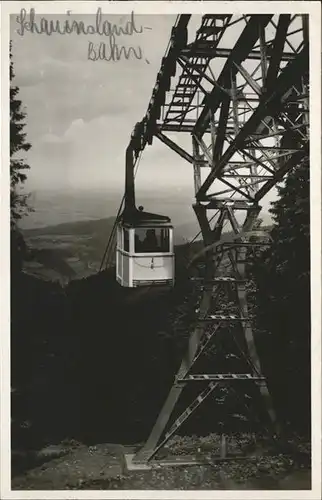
[10,44,311,483]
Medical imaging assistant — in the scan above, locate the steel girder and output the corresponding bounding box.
[127,14,309,464]
[129,14,308,203]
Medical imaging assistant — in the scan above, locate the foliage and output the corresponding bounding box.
[251,159,310,432]
[10,41,32,228]
[10,166,310,459]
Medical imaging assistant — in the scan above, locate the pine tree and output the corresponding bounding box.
[10,42,33,274]
[10,41,32,228]
[253,159,310,432]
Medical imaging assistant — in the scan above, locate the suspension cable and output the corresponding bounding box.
[99,150,144,271]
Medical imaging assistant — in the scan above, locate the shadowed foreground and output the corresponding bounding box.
[12,436,310,490]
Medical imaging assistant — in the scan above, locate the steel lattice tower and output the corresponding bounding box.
[110,14,309,464]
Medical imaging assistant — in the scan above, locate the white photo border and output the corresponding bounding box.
[1,2,321,499]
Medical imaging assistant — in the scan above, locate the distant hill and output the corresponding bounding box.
[23,216,116,238]
[22,217,115,282]
[21,217,272,283]
[21,217,200,281]
[22,217,198,243]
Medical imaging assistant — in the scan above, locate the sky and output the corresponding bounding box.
[10,12,202,195]
[9,10,292,222]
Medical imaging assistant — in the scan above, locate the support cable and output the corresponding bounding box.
[99,150,143,271]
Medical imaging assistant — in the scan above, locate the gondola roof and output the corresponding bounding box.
[120,207,172,228]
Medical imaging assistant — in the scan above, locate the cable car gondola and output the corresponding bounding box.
[116,142,175,288]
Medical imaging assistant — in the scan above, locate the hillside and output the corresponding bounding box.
[11,257,310,489]
[21,217,272,283]
[11,211,310,490]
[21,217,115,281]
[21,217,201,282]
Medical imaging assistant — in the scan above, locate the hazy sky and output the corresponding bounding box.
[10,10,287,217]
[10,12,202,195]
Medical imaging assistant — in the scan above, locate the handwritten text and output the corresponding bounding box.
[16,8,151,63]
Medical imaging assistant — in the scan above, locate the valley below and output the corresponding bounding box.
[21,216,201,283]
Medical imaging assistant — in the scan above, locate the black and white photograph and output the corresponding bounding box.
[1,1,321,497]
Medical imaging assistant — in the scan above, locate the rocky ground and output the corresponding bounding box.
[12,435,311,491]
